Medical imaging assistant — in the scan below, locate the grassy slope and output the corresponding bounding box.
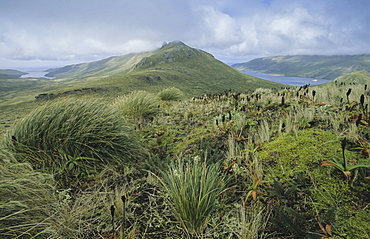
[233,55,370,80]
[45,52,151,79]
[0,42,286,106]
[0,42,285,133]
[57,41,285,97]
[332,70,370,85]
[0,69,27,79]
[3,80,370,237]
[2,62,370,237]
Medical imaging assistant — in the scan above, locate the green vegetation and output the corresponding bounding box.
[0,69,26,79]
[1,41,284,106]
[113,90,160,121]
[4,98,145,185]
[157,87,184,101]
[0,151,56,238]
[159,159,226,237]
[45,52,152,79]
[332,70,370,85]
[322,137,370,179]
[233,54,370,80]
[1,46,370,238]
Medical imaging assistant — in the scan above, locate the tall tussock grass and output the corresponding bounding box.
[157,87,184,101]
[5,98,145,184]
[0,151,56,238]
[113,90,160,120]
[159,158,227,237]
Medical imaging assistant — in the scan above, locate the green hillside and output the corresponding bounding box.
[2,43,370,238]
[233,55,370,80]
[0,69,26,79]
[42,41,285,97]
[332,70,370,85]
[0,42,287,106]
[45,52,151,79]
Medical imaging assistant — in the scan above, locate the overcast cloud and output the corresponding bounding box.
[1,0,370,68]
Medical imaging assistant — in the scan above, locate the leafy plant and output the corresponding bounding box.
[5,98,145,185]
[268,178,317,238]
[243,156,263,205]
[159,158,227,237]
[322,138,370,179]
[269,205,308,238]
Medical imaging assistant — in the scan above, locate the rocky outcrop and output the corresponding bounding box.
[35,88,102,100]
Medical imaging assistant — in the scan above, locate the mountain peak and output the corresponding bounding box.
[160,40,187,49]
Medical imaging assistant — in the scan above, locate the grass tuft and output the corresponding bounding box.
[113,91,160,120]
[0,150,56,238]
[5,98,145,185]
[159,158,226,237]
[157,87,184,101]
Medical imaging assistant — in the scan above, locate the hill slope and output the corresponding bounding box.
[331,70,370,85]
[45,52,151,79]
[233,55,370,80]
[44,41,285,97]
[0,69,26,79]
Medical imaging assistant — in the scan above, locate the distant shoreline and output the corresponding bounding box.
[241,71,331,86]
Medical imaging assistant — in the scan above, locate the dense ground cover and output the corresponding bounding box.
[1,83,370,238]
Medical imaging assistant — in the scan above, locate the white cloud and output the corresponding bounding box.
[196,6,244,47]
[1,0,370,67]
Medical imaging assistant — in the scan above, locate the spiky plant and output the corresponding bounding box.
[159,158,226,237]
[113,91,160,120]
[5,98,145,185]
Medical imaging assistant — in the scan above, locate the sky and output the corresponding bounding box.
[1,0,370,69]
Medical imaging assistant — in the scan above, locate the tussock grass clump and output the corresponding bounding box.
[0,151,56,238]
[159,158,226,237]
[157,87,184,101]
[5,98,145,184]
[113,90,160,120]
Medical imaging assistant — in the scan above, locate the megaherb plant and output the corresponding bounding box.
[113,90,160,121]
[5,98,145,185]
[322,137,370,179]
[159,158,227,237]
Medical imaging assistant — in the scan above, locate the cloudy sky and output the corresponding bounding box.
[1,0,370,68]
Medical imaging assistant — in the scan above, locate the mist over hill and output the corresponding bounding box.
[233,55,370,80]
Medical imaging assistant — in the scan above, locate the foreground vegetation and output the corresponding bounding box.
[1,80,370,238]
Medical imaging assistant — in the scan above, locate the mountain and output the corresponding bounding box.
[0,69,27,79]
[233,55,370,80]
[44,41,285,97]
[45,52,151,79]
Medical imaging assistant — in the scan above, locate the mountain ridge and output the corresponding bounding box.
[0,69,27,79]
[41,41,285,97]
[233,54,370,80]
